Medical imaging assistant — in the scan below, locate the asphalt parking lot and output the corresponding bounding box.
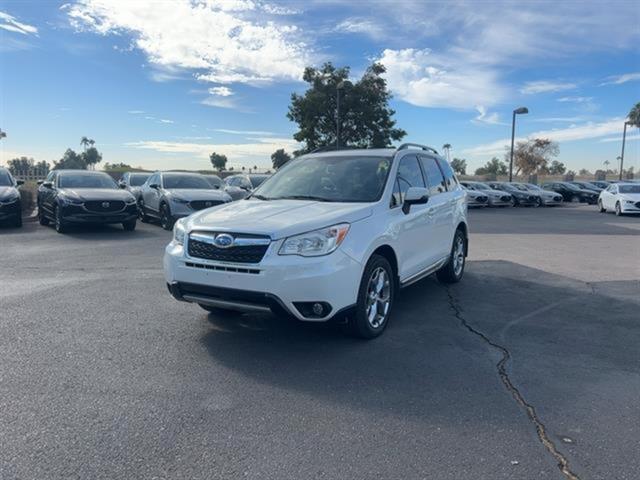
[1,205,639,480]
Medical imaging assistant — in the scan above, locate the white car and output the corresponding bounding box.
[598,183,640,216]
[461,181,512,207]
[461,186,489,208]
[164,144,468,338]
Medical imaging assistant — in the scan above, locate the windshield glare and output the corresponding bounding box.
[254,155,392,202]
[59,173,117,189]
[129,174,150,186]
[249,175,268,188]
[620,185,640,194]
[0,171,12,186]
[163,174,212,189]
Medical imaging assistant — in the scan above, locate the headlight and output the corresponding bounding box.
[125,196,137,205]
[279,223,350,257]
[173,218,187,245]
[625,200,635,204]
[0,194,19,204]
[60,196,83,206]
[171,196,189,204]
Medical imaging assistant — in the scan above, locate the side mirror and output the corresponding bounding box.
[118,182,127,189]
[402,187,429,214]
[16,179,24,186]
[37,180,44,185]
[149,183,159,190]
[42,181,53,189]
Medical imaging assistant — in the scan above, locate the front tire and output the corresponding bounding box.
[348,255,395,339]
[38,204,50,226]
[570,195,580,203]
[138,201,150,223]
[437,229,466,284]
[615,202,623,216]
[123,220,136,231]
[160,203,174,230]
[535,197,543,208]
[54,206,67,234]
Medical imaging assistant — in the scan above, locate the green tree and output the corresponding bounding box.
[628,102,640,128]
[271,149,292,170]
[80,136,90,152]
[82,146,103,169]
[475,157,508,176]
[287,62,406,154]
[549,160,567,175]
[54,149,86,170]
[450,157,467,175]
[578,168,591,176]
[7,157,33,175]
[508,138,559,175]
[104,162,133,171]
[210,152,227,172]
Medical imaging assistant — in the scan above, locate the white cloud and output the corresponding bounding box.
[463,118,627,157]
[378,48,506,110]
[557,96,593,103]
[159,119,174,124]
[209,86,233,97]
[599,134,640,143]
[520,81,576,95]
[335,18,384,39]
[532,117,587,123]
[66,0,310,87]
[473,106,505,125]
[201,96,239,110]
[125,138,299,164]
[600,72,640,86]
[0,11,38,35]
[213,128,275,135]
[127,110,144,114]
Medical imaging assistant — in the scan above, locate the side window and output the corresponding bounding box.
[420,156,446,196]
[148,173,159,186]
[45,171,55,182]
[436,158,458,190]
[395,156,426,204]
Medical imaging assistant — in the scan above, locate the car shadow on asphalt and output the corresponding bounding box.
[53,223,160,239]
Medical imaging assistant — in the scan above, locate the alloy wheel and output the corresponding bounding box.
[453,235,465,277]
[366,267,391,329]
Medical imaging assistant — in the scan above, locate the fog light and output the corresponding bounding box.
[293,301,332,319]
[312,303,323,316]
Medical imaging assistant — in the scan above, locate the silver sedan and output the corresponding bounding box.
[461,181,513,207]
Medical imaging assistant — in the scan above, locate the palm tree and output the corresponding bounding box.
[0,128,6,140]
[253,165,258,172]
[442,143,452,161]
[628,102,640,128]
[88,139,95,148]
[80,136,90,152]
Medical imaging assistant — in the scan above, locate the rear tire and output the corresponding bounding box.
[160,203,174,230]
[123,220,136,231]
[436,229,466,284]
[348,254,395,339]
[598,200,606,213]
[570,195,580,203]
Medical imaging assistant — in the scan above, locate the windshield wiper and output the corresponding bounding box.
[272,195,334,202]
[249,194,271,200]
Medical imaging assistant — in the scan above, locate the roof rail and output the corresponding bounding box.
[396,143,439,155]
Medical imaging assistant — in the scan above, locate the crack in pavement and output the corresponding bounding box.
[445,286,580,480]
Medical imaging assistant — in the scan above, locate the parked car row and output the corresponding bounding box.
[0,167,24,227]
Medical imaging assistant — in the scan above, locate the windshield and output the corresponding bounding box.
[511,184,530,191]
[129,174,150,186]
[205,175,222,188]
[620,185,640,194]
[562,183,580,191]
[254,155,392,202]
[59,173,117,189]
[0,171,13,186]
[249,175,268,188]
[163,174,211,189]
[500,184,518,191]
[473,182,492,190]
[525,184,542,190]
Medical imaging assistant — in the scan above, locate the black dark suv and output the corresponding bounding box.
[0,167,23,228]
[37,170,138,233]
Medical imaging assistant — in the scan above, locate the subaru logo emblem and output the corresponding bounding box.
[102,202,110,208]
[205,201,212,207]
[213,233,234,249]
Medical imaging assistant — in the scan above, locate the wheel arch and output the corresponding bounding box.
[456,221,469,257]
[370,244,399,288]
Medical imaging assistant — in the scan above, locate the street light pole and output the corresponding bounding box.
[509,107,529,182]
[619,121,630,181]
[336,84,341,150]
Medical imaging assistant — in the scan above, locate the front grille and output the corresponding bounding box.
[189,200,224,211]
[635,201,640,208]
[84,200,125,213]
[477,196,487,202]
[529,196,536,201]
[501,195,511,202]
[185,261,260,275]
[188,232,270,264]
[554,196,562,202]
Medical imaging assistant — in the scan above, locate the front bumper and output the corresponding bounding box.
[164,241,362,321]
[60,204,138,224]
[621,202,640,214]
[541,196,563,206]
[0,200,21,221]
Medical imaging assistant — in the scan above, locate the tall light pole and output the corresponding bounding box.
[336,81,348,149]
[619,121,631,181]
[509,107,529,182]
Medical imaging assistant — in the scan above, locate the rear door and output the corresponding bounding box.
[143,173,161,214]
[419,155,451,260]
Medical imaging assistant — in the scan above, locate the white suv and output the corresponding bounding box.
[164,144,468,338]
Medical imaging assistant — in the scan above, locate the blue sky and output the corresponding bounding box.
[1,0,639,173]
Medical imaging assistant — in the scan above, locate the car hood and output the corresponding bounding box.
[0,186,19,200]
[186,199,373,239]
[481,189,509,198]
[620,193,640,202]
[466,191,486,199]
[166,189,230,201]
[58,188,135,202]
[576,189,597,195]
